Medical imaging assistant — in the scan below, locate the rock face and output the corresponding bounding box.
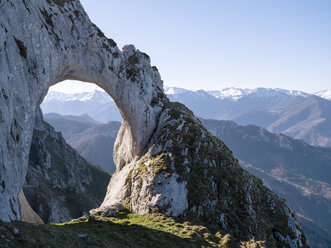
[0,0,308,246]
[0,0,163,221]
[24,109,110,223]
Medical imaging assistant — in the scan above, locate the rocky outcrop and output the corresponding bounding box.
[94,100,308,247]
[23,109,110,223]
[0,0,308,246]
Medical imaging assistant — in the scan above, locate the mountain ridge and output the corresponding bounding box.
[42,87,331,148]
[45,86,331,104]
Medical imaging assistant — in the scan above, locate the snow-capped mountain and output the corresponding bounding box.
[164,86,191,95]
[44,89,112,104]
[207,87,252,101]
[248,87,309,98]
[44,87,324,106]
[165,86,310,102]
[42,90,121,123]
[314,90,331,101]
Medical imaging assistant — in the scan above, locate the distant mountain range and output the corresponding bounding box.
[166,87,331,147]
[44,112,100,124]
[44,114,120,173]
[42,90,122,123]
[43,113,331,248]
[42,87,331,148]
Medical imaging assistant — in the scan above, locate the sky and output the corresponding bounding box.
[51,0,331,93]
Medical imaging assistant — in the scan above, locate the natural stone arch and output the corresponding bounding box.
[0,1,309,246]
[0,0,164,221]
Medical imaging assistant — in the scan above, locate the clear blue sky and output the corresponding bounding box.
[52,0,331,93]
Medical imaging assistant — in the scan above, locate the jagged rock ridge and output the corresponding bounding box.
[0,0,308,246]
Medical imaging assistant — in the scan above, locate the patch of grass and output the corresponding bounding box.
[0,212,234,247]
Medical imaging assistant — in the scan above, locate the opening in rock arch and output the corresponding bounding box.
[41,80,122,173]
[43,80,122,123]
[24,80,125,223]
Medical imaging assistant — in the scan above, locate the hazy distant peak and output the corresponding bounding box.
[166,86,311,101]
[46,87,325,104]
[246,87,308,99]
[314,90,331,100]
[79,89,110,102]
[207,87,252,101]
[164,86,190,95]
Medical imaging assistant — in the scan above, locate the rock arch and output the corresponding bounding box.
[0,0,163,221]
[0,1,308,246]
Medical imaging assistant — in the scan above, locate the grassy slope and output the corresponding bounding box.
[0,211,265,248]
